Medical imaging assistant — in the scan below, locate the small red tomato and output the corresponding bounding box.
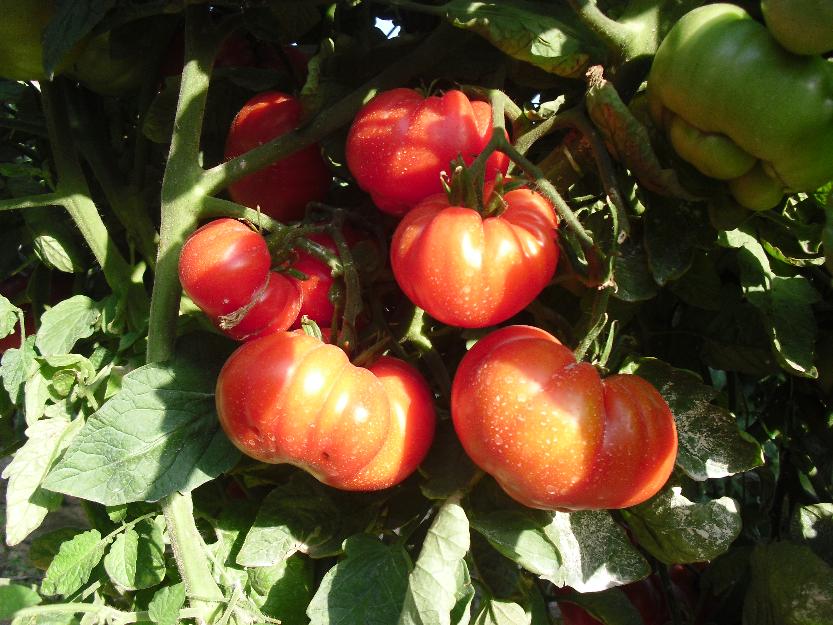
[390,184,558,328]
[225,92,331,222]
[345,88,510,215]
[221,272,303,341]
[215,331,436,490]
[451,326,678,510]
[178,218,271,319]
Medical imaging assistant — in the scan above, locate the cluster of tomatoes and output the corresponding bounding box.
[180,85,679,511]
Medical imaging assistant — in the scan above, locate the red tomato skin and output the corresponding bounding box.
[179,219,271,319]
[220,272,303,341]
[345,88,510,216]
[215,332,436,490]
[290,233,339,327]
[225,92,331,222]
[390,186,558,328]
[451,325,677,511]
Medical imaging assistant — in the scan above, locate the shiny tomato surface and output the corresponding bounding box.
[225,92,331,222]
[178,218,271,319]
[345,88,509,215]
[390,185,558,328]
[451,325,678,510]
[216,332,436,490]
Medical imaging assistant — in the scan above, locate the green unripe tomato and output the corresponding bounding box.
[0,0,56,80]
[761,0,833,55]
[67,32,150,95]
[648,3,833,210]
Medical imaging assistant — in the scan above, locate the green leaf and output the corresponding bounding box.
[544,510,651,592]
[25,207,86,274]
[2,417,82,546]
[471,509,561,582]
[744,542,833,625]
[621,358,764,480]
[35,296,101,357]
[247,2,322,43]
[445,0,593,77]
[790,504,833,568]
[644,200,712,285]
[43,0,116,77]
[29,527,87,570]
[557,588,643,625]
[0,585,42,620]
[248,555,315,625]
[668,250,722,311]
[398,496,471,625]
[43,347,239,505]
[613,237,658,302]
[623,485,741,564]
[0,294,20,338]
[148,583,186,625]
[307,535,411,625]
[472,599,530,625]
[41,529,106,597]
[720,228,820,378]
[420,421,479,500]
[451,561,475,625]
[2,337,38,405]
[104,517,167,590]
[237,479,340,568]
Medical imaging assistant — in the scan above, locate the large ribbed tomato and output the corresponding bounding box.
[215,331,436,490]
[390,185,558,328]
[225,92,331,222]
[345,88,510,216]
[451,326,678,510]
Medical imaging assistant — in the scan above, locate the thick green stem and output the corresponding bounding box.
[199,23,469,197]
[0,192,68,211]
[67,89,159,269]
[146,6,226,621]
[40,82,136,294]
[568,0,634,58]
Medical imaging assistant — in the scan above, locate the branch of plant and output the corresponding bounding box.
[400,306,452,401]
[146,6,230,621]
[0,192,68,211]
[66,88,159,269]
[10,603,204,625]
[199,23,471,197]
[40,82,137,296]
[567,0,635,59]
[329,212,362,354]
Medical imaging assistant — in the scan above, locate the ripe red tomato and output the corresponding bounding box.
[222,272,303,341]
[224,92,331,222]
[178,219,302,340]
[345,88,510,216]
[215,331,436,490]
[179,219,272,319]
[451,326,678,510]
[390,184,558,328]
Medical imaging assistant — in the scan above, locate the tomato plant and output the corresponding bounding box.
[2,2,832,625]
[345,88,510,215]
[225,91,331,222]
[391,182,558,327]
[215,331,436,490]
[452,325,678,510]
